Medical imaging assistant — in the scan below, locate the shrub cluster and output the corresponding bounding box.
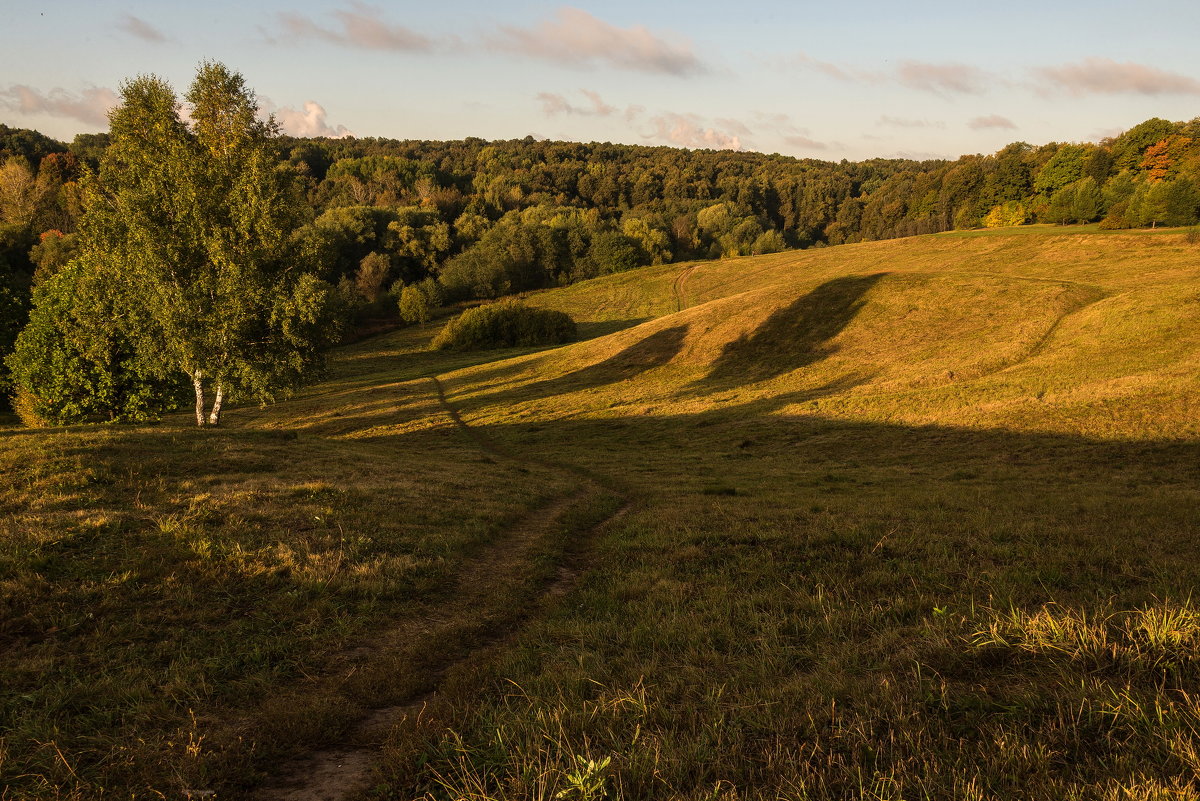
[432,301,576,351]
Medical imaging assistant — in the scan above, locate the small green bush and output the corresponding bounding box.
[432,301,576,351]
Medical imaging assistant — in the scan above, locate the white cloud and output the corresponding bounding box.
[895,61,990,95]
[644,112,744,150]
[491,7,705,76]
[968,114,1017,130]
[752,111,831,152]
[118,14,169,43]
[1034,58,1200,96]
[537,89,617,116]
[783,134,828,151]
[0,85,118,127]
[262,99,354,138]
[878,115,946,129]
[278,1,433,51]
[787,53,994,96]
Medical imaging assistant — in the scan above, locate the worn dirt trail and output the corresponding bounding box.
[254,377,629,801]
[673,264,697,312]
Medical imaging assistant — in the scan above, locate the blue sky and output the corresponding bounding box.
[3,1,1200,161]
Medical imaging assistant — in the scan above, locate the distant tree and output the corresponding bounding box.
[621,216,672,265]
[398,283,430,325]
[588,231,645,274]
[1070,177,1103,223]
[29,229,78,283]
[0,159,46,228]
[983,201,1028,228]
[0,124,67,166]
[355,251,391,302]
[751,229,788,254]
[67,133,111,172]
[387,205,451,282]
[1034,144,1087,198]
[1126,179,1198,228]
[1111,118,1178,171]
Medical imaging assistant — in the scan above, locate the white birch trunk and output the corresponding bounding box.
[207,383,225,427]
[192,371,206,427]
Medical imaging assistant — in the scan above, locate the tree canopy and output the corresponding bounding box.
[7,62,340,426]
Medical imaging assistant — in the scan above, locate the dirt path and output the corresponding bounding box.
[673,264,697,312]
[254,378,628,801]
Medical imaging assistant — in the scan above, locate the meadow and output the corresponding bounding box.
[4,227,1200,799]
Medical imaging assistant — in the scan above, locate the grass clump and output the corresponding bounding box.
[433,301,576,351]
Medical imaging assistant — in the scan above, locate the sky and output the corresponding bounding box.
[3,1,1200,162]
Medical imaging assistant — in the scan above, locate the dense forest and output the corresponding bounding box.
[3,112,1199,420]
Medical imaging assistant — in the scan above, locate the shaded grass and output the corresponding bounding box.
[0,333,579,797]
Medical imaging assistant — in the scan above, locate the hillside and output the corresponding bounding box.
[4,227,1200,799]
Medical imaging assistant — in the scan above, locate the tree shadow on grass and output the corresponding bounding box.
[452,325,692,409]
[705,273,887,385]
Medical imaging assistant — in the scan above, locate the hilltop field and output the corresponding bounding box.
[4,226,1200,799]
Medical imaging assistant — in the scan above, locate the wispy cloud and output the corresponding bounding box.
[968,114,1017,130]
[895,61,990,95]
[783,134,828,151]
[644,112,744,150]
[878,115,946,129]
[787,53,993,96]
[0,85,118,126]
[262,99,354,138]
[786,52,860,82]
[278,1,433,51]
[753,111,831,152]
[536,89,617,116]
[491,7,705,76]
[118,14,169,43]
[1033,58,1200,96]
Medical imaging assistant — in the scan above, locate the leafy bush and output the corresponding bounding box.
[432,301,576,351]
[6,260,185,425]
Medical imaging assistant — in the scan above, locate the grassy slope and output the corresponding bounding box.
[3,227,1200,799]
[387,228,1200,800]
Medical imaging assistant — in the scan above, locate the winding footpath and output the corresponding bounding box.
[255,377,629,801]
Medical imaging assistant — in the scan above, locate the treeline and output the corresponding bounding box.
[3,115,1200,414]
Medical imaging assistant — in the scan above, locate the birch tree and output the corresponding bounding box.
[80,62,337,426]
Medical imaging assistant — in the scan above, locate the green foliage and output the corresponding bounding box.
[1034,144,1087,197]
[28,229,77,282]
[355,251,391,302]
[983,201,1029,228]
[1127,178,1200,228]
[388,205,452,282]
[750,228,788,254]
[67,61,338,425]
[13,113,1200,309]
[588,231,646,275]
[398,283,431,325]
[0,123,66,166]
[440,216,567,300]
[432,300,576,351]
[5,260,182,424]
[1111,118,1177,171]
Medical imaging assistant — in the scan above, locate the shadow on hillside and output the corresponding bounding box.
[704,273,886,385]
[435,325,692,410]
[574,317,655,340]
[11,386,1200,610]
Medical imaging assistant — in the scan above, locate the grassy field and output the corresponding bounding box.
[4,227,1200,799]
